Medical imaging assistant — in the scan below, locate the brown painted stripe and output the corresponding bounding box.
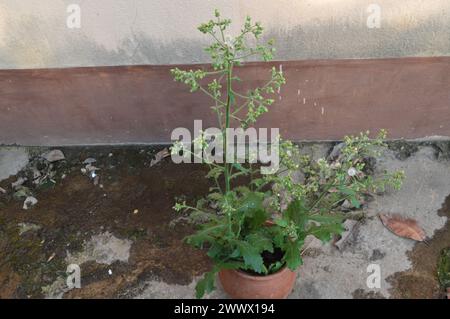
[0,57,449,146]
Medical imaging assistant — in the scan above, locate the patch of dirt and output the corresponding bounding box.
[0,146,212,298]
[387,194,450,299]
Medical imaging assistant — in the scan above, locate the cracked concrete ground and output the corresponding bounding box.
[130,144,450,299]
[0,143,449,299]
[0,147,30,182]
[291,146,450,299]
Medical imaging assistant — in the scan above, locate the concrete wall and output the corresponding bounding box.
[1,58,449,145]
[0,0,449,69]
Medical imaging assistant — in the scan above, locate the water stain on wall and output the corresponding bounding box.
[0,3,449,69]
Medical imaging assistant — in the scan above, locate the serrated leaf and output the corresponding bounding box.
[186,223,226,247]
[238,242,264,273]
[246,233,273,253]
[237,192,268,228]
[283,240,303,270]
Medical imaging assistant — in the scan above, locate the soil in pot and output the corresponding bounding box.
[219,248,297,299]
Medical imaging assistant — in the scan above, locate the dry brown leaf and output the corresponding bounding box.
[150,148,170,167]
[379,213,426,242]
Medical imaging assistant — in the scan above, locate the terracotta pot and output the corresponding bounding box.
[219,266,297,299]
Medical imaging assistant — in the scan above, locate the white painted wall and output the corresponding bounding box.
[0,0,449,69]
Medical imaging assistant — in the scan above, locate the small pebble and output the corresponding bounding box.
[23,196,38,210]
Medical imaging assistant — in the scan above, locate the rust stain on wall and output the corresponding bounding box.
[0,57,449,146]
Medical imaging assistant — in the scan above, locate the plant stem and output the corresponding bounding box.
[224,62,234,237]
[224,64,233,194]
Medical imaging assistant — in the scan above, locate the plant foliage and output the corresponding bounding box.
[171,10,404,298]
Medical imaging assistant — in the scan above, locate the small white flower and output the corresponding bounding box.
[347,167,357,177]
[193,132,207,150]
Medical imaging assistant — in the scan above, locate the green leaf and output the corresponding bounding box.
[338,185,355,196]
[246,233,273,253]
[185,223,226,247]
[337,186,361,208]
[308,213,345,225]
[230,171,248,180]
[207,243,223,259]
[237,241,264,273]
[283,240,303,270]
[268,261,284,274]
[237,192,263,211]
[234,186,250,195]
[274,218,289,227]
[246,209,268,229]
[195,270,217,299]
[232,163,250,174]
[229,248,240,258]
[229,91,236,106]
[438,248,450,288]
[285,199,308,229]
[207,192,223,201]
[350,197,361,208]
[206,166,224,179]
[307,223,344,242]
[273,231,286,248]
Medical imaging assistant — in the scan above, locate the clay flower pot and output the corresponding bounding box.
[219,266,297,299]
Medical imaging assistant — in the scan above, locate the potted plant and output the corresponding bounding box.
[170,10,404,299]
